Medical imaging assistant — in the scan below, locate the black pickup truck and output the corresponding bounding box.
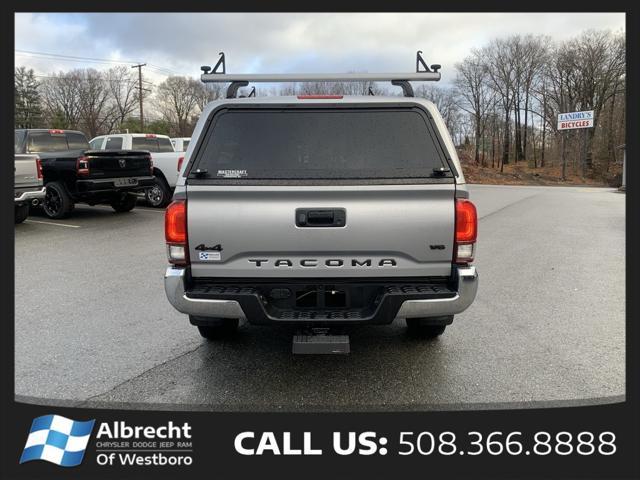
[14,129,155,219]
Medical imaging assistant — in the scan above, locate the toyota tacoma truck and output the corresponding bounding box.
[14,141,45,224]
[164,65,478,349]
[90,133,182,208]
[15,129,155,218]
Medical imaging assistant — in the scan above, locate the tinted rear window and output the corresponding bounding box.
[26,132,88,153]
[132,137,174,153]
[191,108,447,180]
[105,137,123,149]
[67,133,90,150]
[15,132,24,153]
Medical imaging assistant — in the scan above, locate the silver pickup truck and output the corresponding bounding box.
[14,149,45,224]
[164,60,478,352]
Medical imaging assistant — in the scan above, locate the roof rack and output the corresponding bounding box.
[200,51,441,99]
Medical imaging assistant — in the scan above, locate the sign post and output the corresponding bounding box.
[557,110,595,180]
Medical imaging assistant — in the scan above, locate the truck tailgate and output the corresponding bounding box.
[84,150,151,178]
[186,184,455,278]
[14,154,41,189]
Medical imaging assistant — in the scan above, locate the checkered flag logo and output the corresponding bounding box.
[20,415,95,467]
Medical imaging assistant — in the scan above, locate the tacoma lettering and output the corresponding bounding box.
[247,258,396,268]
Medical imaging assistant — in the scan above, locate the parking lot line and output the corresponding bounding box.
[135,207,165,213]
[24,219,81,228]
[88,205,165,213]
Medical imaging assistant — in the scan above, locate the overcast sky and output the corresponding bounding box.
[15,13,625,86]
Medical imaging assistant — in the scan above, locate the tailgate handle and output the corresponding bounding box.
[296,208,346,227]
[308,210,334,223]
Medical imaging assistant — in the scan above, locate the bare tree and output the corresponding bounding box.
[454,50,492,164]
[107,66,139,130]
[196,82,224,110]
[40,70,83,129]
[76,69,114,138]
[572,30,625,173]
[484,38,518,170]
[156,76,202,136]
[517,35,548,162]
[415,84,463,142]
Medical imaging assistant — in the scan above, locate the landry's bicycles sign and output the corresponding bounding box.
[557,110,594,131]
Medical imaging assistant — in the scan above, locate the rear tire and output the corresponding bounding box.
[110,193,137,213]
[145,177,171,208]
[15,204,29,224]
[406,316,452,338]
[191,317,239,340]
[43,181,74,219]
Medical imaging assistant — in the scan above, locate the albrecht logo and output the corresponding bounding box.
[20,415,95,467]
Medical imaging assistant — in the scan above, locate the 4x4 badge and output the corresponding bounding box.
[195,244,222,251]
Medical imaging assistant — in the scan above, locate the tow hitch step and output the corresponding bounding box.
[292,328,350,355]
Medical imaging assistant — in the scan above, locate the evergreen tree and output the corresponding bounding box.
[15,67,43,128]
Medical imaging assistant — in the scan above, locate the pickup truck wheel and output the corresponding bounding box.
[192,317,239,340]
[110,193,137,213]
[15,204,29,224]
[43,181,74,219]
[145,178,171,208]
[406,317,451,338]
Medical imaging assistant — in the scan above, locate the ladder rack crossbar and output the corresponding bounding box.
[201,72,441,83]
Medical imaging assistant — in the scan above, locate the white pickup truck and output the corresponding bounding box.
[171,137,191,153]
[89,133,182,207]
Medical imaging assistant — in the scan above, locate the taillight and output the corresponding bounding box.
[76,156,90,176]
[165,200,188,265]
[35,158,43,180]
[454,199,477,264]
[177,156,184,172]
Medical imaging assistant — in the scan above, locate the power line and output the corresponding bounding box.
[16,50,139,66]
[16,49,189,76]
[31,73,154,86]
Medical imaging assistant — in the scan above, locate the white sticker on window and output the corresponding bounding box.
[217,169,248,178]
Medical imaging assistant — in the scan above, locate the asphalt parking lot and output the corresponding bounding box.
[15,185,625,411]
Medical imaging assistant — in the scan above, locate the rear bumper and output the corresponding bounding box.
[14,187,46,203]
[164,265,478,325]
[76,176,155,194]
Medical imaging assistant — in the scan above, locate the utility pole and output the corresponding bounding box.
[132,63,146,131]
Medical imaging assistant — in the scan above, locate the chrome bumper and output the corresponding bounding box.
[14,187,46,203]
[164,265,478,321]
[164,267,246,319]
[395,266,478,318]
